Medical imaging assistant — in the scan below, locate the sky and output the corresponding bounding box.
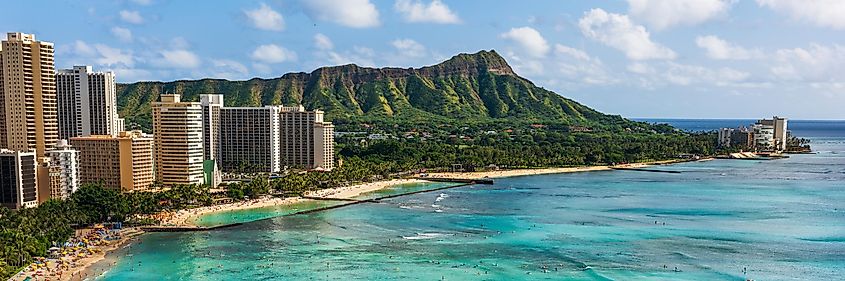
[2,0,844,120]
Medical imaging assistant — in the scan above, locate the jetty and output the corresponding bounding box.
[414,177,495,185]
[150,178,493,232]
[141,223,243,232]
[611,167,681,174]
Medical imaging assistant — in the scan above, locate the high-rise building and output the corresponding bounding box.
[153,94,205,186]
[314,121,334,170]
[0,149,37,210]
[0,32,59,159]
[219,106,281,173]
[70,131,154,192]
[279,106,334,170]
[56,66,119,139]
[46,140,79,198]
[757,116,787,151]
[199,94,223,161]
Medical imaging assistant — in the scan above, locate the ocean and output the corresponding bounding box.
[95,120,845,280]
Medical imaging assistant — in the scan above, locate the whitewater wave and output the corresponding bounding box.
[402,232,452,240]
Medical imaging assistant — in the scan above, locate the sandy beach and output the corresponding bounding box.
[159,178,428,227]
[10,227,144,281]
[425,159,688,179]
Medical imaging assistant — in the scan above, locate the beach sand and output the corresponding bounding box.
[425,159,687,179]
[10,228,144,281]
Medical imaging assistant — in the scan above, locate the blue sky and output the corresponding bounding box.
[2,0,844,119]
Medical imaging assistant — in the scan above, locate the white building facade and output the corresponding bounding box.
[56,66,120,139]
[45,140,79,198]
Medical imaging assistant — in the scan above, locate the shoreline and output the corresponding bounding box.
[425,159,697,179]
[11,227,144,281]
[24,158,701,280]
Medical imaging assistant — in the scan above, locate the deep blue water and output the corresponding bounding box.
[94,120,845,281]
[635,118,845,138]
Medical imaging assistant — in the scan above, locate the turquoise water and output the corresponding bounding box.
[98,137,845,280]
[195,182,457,227]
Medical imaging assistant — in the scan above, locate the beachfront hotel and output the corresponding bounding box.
[0,32,59,159]
[279,105,335,170]
[153,94,206,186]
[56,65,121,139]
[0,149,37,210]
[219,106,282,173]
[717,116,789,152]
[199,94,335,173]
[70,131,154,192]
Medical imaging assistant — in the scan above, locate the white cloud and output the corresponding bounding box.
[244,3,285,31]
[500,27,550,57]
[302,0,380,28]
[394,0,461,24]
[314,33,334,50]
[89,44,135,67]
[250,44,297,63]
[631,62,749,86]
[391,39,426,58]
[110,27,133,42]
[119,10,144,24]
[756,0,845,29]
[312,46,376,68]
[72,40,97,57]
[552,46,615,85]
[252,63,273,74]
[578,8,676,60]
[158,50,201,68]
[71,41,134,67]
[695,35,762,60]
[554,44,590,61]
[210,59,249,80]
[627,0,734,30]
[771,44,845,81]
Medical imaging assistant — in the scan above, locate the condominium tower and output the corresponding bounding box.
[153,94,205,185]
[219,106,281,173]
[0,32,59,158]
[0,149,37,210]
[45,140,79,198]
[70,131,154,192]
[56,66,120,139]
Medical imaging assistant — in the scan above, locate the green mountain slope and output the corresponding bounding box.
[116,50,627,129]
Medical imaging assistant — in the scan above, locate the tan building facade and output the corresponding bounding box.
[0,32,59,159]
[70,131,154,192]
[279,106,334,170]
[153,94,205,186]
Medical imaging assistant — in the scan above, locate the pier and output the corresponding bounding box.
[144,178,493,232]
[611,167,682,174]
[141,223,243,232]
[414,177,495,185]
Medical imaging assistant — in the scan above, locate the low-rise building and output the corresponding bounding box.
[70,131,154,192]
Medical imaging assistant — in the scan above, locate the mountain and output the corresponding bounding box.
[116,50,627,129]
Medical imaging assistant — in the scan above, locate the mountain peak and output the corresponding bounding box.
[427,49,515,76]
